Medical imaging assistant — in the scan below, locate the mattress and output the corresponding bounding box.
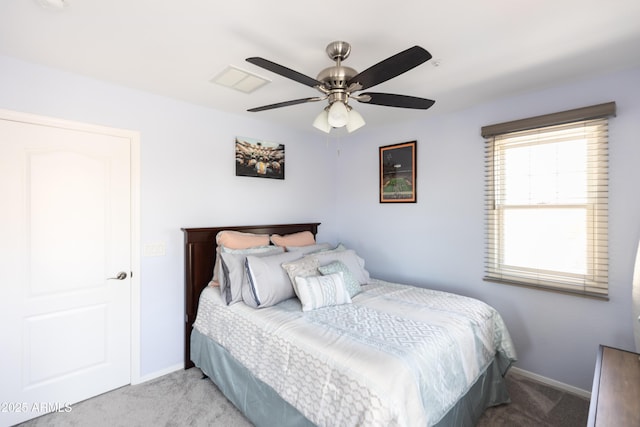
[192,279,517,426]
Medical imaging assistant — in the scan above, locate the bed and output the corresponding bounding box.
[182,222,517,427]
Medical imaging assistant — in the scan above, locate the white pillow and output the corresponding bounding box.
[285,242,332,254]
[219,246,284,305]
[243,251,303,308]
[310,249,370,285]
[294,272,352,312]
[213,244,279,288]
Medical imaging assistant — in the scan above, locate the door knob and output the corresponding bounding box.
[108,271,128,280]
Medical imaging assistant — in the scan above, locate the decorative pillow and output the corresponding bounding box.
[284,242,332,255]
[219,246,284,305]
[294,272,352,312]
[310,249,370,285]
[270,231,315,248]
[243,251,303,308]
[282,256,320,287]
[318,260,362,297]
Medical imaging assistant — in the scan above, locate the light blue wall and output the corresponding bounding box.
[0,55,339,377]
[2,53,639,391]
[334,66,640,391]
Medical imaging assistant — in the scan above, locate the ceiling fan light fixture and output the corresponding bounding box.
[327,101,349,128]
[346,108,365,133]
[312,109,331,133]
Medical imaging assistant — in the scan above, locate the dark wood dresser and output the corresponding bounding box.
[587,345,640,426]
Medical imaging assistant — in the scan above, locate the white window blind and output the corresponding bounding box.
[482,103,615,298]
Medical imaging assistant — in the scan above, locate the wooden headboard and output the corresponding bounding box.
[181,222,321,369]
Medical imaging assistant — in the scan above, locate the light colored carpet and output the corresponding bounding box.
[18,368,589,427]
[18,368,251,427]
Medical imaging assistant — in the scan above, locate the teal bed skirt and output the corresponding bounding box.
[191,328,511,426]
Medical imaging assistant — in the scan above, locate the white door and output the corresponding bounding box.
[0,112,133,426]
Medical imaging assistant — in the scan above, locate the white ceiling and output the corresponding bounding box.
[1,0,640,132]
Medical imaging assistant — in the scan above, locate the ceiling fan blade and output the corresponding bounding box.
[248,97,323,112]
[357,92,435,109]
[246,57,323,88]
[347,46,432,90]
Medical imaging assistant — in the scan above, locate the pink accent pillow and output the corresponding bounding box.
[270,231,315,248]
[216,230,269,250]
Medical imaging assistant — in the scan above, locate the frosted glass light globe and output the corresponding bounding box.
[346,109,365,133]
[312,110,331,133]
[327,102,349,128]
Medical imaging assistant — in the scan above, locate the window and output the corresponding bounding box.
[482,103,615,298]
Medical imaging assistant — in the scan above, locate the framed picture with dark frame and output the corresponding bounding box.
[379,141,417,203]
[235,136,285,180]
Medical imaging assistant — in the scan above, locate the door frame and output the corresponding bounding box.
[0,108,142,384]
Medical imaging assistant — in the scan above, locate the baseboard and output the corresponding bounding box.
[509,367,591,399]
[131,363,184,385]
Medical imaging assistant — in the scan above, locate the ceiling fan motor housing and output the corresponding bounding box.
[316,65,358,90]
[317,41,358,90]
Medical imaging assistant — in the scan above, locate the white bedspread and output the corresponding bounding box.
[193,279,516,427]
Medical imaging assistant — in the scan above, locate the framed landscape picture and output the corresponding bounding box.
[235,136,285,180]
[379,141,417,203]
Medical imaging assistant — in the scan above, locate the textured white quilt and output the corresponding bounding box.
[194,279,516,426]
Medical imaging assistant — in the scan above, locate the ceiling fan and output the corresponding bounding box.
[245,41,435,133]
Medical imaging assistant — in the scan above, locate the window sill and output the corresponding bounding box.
[483,277,609,301]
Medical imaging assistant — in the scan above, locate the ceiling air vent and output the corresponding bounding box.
[211,66,270,94]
